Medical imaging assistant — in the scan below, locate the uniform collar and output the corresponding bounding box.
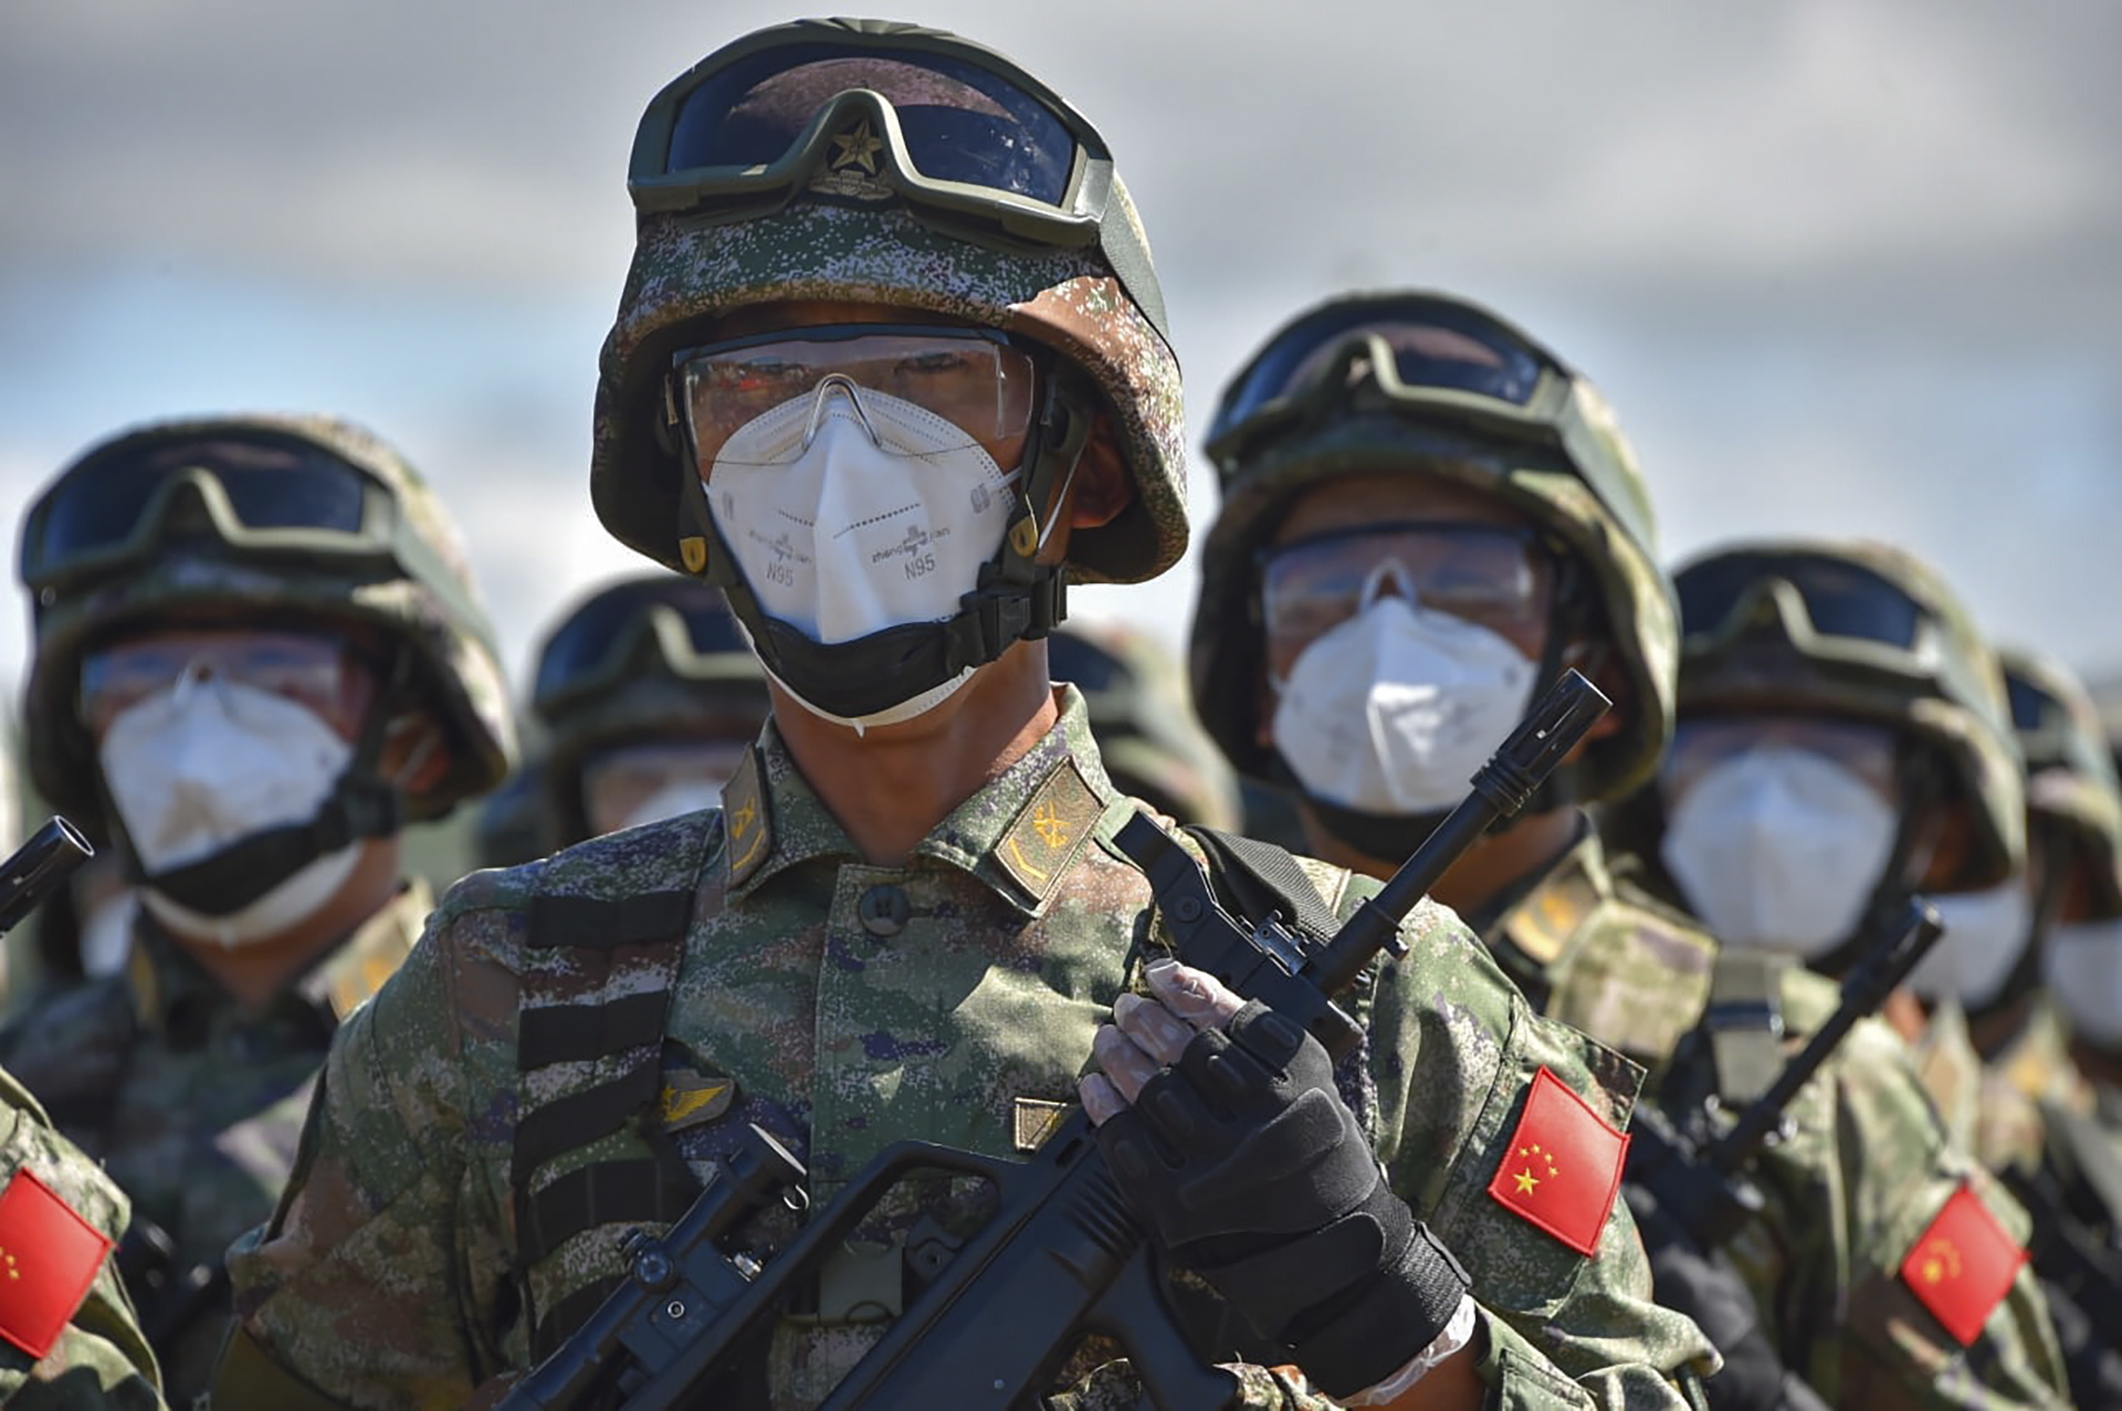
[126,879,432,1043]
[725,684,1121,917]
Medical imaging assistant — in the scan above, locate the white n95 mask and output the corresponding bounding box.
[1907,881,2034,1011]
[1270,592,1536,817]
[708,383,1020,646]
[2042,917,2122,1049]
[706,382,1023,731]
[99,677,361,948]
[1660,745,1899,958]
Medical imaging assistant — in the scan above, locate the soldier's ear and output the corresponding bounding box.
[1066,418,1131,531]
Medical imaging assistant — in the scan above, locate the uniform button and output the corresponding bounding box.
[858,885,910,937]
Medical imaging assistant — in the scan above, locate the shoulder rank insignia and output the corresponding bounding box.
[996,759,1102,902]
[723,746,773,888]
[0,1167,116,1360]
[1486,1066,1630,1257]
[1899,1183,2026,1346]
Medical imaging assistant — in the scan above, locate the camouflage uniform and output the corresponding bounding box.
[219,24,1711,1408]
[1047,622,1243,832]
[7,414,515,1403]
[0,1062,164,1409]
[1605,539,2070,1407]
[0,886,430,1396]
[224,692,1712,1408]
[1191,296,2067,1408]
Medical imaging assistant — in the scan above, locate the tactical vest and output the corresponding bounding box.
[510,808,722,1354]
[504,805,1374,1371]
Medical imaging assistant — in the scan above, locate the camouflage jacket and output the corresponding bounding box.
[0,880,429,1403]
[1470,823,1717,1074]
[1494,835,2069,1407]
[1974,1002,2084,1181]
[1663,972,2069,1408]
[0,1063,165,1408]
[219,689,1715,1410]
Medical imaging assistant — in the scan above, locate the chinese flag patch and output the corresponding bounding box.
[1899,1184,2026,1347]
[0,1168,115,1361]
[1486,1065,1629,1257]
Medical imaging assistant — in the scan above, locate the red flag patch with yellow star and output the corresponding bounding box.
[0,1168,114,1360]
[1899,1183,2025,1347]
[1485,1065,1629,1257]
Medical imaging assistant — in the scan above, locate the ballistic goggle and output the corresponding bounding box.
[1676,552,1932,665]
[19,434,459,605]
[629,19,1167,339]
[532,578,760,719]
[1204,294,1653,551]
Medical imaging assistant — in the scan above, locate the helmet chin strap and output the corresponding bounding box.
[682,364,1095,718]
[116,653,414,916]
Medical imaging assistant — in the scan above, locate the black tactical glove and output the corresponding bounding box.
[1626,1184,1830,1411]
[1095,999,1470,1399]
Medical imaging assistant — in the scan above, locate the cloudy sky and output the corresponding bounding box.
[5,0,2119,718]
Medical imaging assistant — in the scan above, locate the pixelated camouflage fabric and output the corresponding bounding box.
[0,1064,164,1409]
[223,687,1713,1409]
[0,882,428,1402]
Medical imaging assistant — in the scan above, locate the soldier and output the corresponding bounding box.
[1047,621,1242,831]
[1605,537,2069,1405]
[1966,647,2122,1405]
[1192,292,2068,1408]
[0,414,515,1401]
[213,20,1713,1410]
[0,1062,166,1409]
[529,574,769,847]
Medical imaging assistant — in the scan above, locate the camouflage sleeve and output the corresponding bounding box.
[1362,895,1719,1410]
[0,1081,166,1411]
[217,872,529,1410]
[1810,1015,2070,1409]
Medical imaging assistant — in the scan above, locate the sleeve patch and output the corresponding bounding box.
[1485,1065,1630,1257]
[1898,1183,2027,1347]
[0,1168,116,1360]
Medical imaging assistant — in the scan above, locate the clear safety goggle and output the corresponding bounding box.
[672,324,1040,470]
[533,579,759,717]
[1254,522,1554,673]
[628,25,1166,337]
[79,628,368,737]
[1662,714,1902,806]
[21,435,427,596]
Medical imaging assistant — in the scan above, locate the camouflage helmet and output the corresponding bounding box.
[18,414,516,835]
[590,18,1185,589]
[529,573,768,840]
[1047,621,1242,831]
[1190,289,1677,805]
[1670,538,2024,891]
[1999,646,2122,922]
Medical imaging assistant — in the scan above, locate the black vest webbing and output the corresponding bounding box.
[511,854,708,1356]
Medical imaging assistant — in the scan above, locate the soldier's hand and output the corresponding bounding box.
[1078,957,1471,1401]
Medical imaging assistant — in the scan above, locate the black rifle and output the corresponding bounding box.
[500,669,1611,1411]
[0,816,94,938]
[1623,896,1946,1252]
